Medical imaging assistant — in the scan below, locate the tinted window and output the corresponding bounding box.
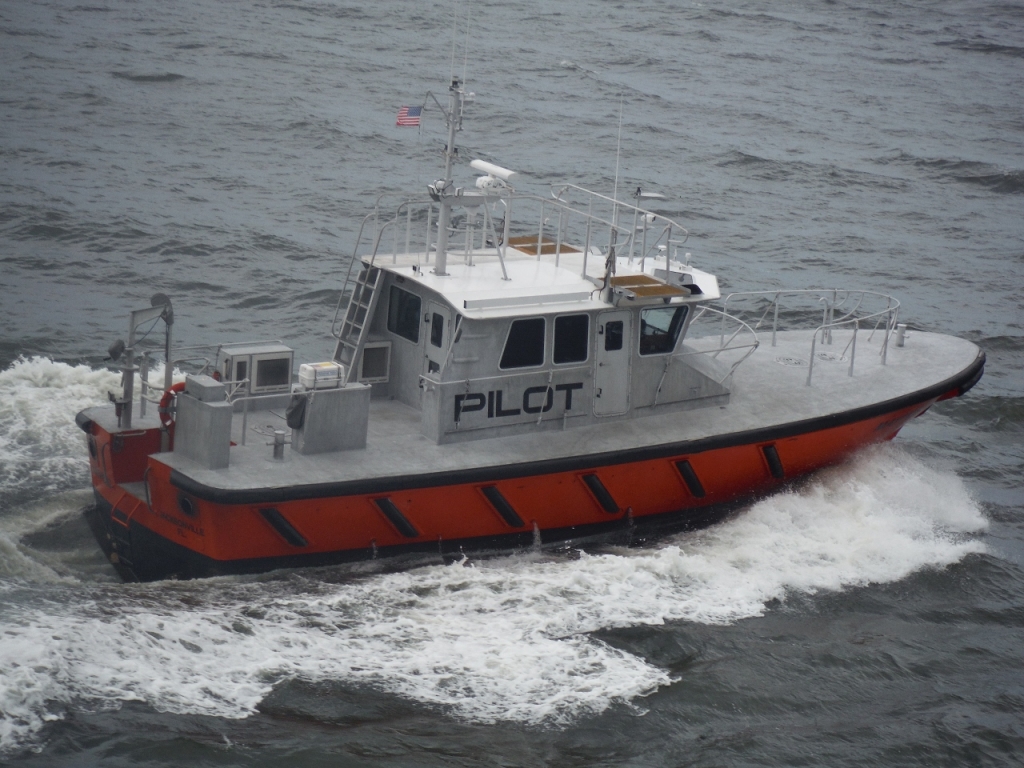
[605,321,623,351]
[387,285,421,343]
[500,318,545,369]
[554,314,589,364]
[639,306,688,355]
[430,312,444,348]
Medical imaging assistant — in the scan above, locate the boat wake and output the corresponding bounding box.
[0,427,987,752]
[0,356,181,506]
[0,357,119,504]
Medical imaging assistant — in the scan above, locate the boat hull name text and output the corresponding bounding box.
[454,383,584,421]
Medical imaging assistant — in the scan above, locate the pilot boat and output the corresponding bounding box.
[77,79,984,581]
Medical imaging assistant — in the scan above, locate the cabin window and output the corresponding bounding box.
[387,285,421,343]
[500,317,545,369]
[430,312,444,348]
[604,321,624,351]
[639,305,688,355]
[554,314,589,364]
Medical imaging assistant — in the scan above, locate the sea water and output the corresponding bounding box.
[1,0,1022,764]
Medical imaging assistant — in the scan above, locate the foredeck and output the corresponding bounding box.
[155,330,983,494]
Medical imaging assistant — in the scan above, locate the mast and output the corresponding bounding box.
[432,77,465,277]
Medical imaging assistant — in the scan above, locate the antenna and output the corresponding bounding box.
[461,1,471,86]
[449,0,459,81]
[612,94,624,205]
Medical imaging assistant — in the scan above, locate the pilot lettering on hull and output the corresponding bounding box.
[454,382,584,423]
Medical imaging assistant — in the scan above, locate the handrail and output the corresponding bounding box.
[337,187,655,290]
[716,289,900,385]
[643,305,758,406]
[423,363,591,389]
[228,388,296,446]
[550,183,690,242]
[331,211,381,339]
[680,306,761,381]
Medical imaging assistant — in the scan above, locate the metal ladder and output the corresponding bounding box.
[333,262,384,384]
[108,488,145,573]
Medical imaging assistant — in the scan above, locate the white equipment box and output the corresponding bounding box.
[298,361,345,390]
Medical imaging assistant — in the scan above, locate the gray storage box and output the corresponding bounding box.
[292,383,371,455]
[185,374,227,403]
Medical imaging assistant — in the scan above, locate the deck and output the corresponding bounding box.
[150,329,983,494]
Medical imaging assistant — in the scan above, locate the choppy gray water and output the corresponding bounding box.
[1,0,1022,765]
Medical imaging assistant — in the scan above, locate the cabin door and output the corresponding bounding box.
[595,310,631,416]
[423,301,452,376]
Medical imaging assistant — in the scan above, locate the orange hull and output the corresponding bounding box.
[80,370,978,581]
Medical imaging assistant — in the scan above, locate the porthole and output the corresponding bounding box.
[178,494,196,517]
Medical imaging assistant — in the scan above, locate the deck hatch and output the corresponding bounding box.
[675,460,706,498]
[480,485,525,528]
[374,498,420,538]
[762,444,785,479]
[610,273,688,299]
[506,234,580,256]
[581,473,620,514]
[258,508,308,548]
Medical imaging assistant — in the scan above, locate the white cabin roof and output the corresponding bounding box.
[374,247,720,319]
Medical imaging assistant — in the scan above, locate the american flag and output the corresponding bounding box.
[396,105,422,127]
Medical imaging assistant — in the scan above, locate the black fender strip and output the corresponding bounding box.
[582,473,620,514]
[258,508,308,548]
[958,359,985,396]
[675,460,706,498]
[481,486,525,528]
[169,351,985,505]
[374,498,419,538]
[75,410,95,434]
[762,444,785,479]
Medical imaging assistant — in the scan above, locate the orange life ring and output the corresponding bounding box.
[158,382,186,428]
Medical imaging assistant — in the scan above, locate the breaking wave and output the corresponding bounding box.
[0,357,178,505]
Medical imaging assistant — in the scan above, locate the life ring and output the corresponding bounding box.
[158,382,186,428]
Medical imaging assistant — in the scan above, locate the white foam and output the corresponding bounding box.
[0,357,117,500]
[0,445,987,753]
[0,357,180,505]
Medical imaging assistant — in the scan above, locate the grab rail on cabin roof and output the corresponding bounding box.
[332,186,694,339]
[333,194,634,328]
[717,290,901,385]
[550,183,690,268]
